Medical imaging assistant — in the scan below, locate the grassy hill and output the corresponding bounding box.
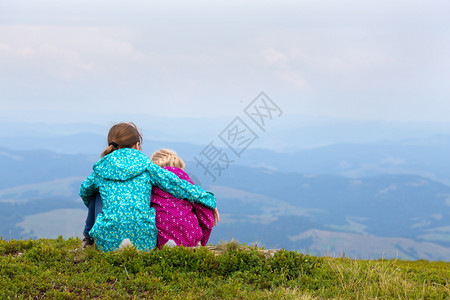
[1,238,449,299]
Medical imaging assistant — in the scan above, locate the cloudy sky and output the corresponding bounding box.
[1,0,449,123]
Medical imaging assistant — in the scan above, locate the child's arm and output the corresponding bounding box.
[147,163,216,209]
[79,174,98,208]
[213,208,220,226]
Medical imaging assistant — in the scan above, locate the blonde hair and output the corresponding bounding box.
[101,122,143,157]
[150,149,185,170]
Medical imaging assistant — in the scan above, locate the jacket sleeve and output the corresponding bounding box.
[192,202,214,246]
[147,163,216,209]
[79,174,98,208]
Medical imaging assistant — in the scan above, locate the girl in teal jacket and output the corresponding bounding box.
[79,122,216,252]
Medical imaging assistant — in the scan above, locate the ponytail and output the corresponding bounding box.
[101,144,116,157]
[101,122,142,157]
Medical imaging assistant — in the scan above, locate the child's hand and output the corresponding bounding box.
[213,208,220,226]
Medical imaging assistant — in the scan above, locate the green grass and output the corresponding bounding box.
[0,237,449,299]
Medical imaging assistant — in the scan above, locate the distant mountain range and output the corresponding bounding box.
[1,134,449,260]
[2,115,450,151]
[208,166,450,260]
[3,130,450,183]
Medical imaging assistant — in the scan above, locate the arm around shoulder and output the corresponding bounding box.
[147,163,216,209]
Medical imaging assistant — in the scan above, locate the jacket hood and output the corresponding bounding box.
[93,148,151,181]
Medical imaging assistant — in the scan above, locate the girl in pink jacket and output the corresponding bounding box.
[150,149,219,249]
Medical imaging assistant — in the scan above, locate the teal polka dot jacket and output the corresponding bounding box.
[79,148,216,252]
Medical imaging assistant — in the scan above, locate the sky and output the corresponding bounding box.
[1,0,449,123]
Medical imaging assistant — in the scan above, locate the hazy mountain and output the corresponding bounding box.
[0,147,95,189]
[3,126,450,185]
[3,117,450,151]
[2,118,450,260]
[1,145,450,260]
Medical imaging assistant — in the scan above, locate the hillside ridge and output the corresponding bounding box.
[1,238,449,299]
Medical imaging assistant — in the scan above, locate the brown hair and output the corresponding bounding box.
[101,122,143,157]
[150,149,185,170]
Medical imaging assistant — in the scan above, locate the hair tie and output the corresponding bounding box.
[109,142,118,148]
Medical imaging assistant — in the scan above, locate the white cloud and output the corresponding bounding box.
[446,196,450,207]
[1,0,450,121]
[432,214,443,221]
[0,25,153,80]
[381,157,406,166]
[259,47,307,88]
[261,48,288,68]
[405,180,428,187]
[254,29,398,89]
[375,184,397,197]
